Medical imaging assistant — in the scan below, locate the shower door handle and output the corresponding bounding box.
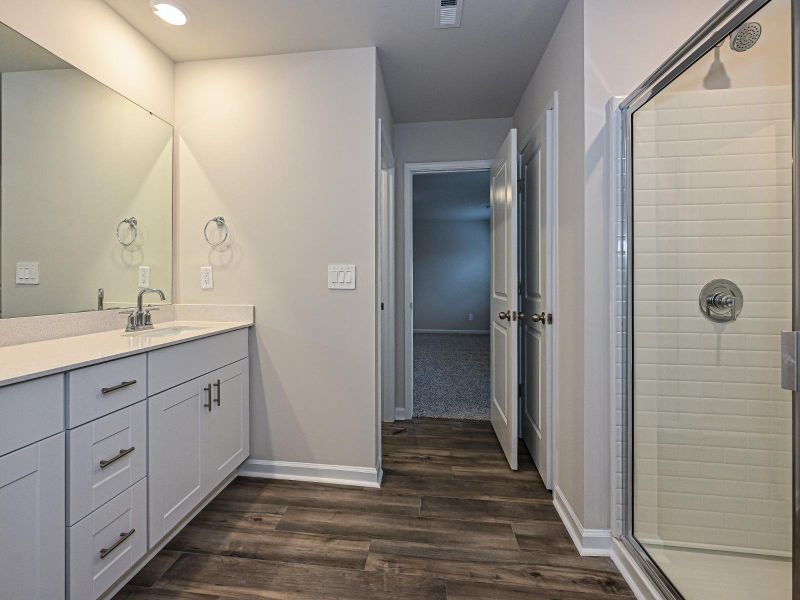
[781,331,799,391]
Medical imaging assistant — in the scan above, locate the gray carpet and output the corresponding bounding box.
[413,333,490,420]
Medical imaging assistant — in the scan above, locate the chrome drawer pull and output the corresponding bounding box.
[99,446,135,469]
[213,379,221,406]
[99,528,135,559]
[101,380,137,395]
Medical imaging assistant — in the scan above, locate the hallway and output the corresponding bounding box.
[115,419,633,599]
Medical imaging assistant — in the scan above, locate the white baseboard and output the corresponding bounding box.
[552,487,664,599]
[394,406,408,421]
[413,329,489,334]
[239,458,381,488]
[609,538,665,600]
[552,486,611,556]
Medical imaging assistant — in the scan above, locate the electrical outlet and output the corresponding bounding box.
[138,266,151,288]
[200,266,214,290]
[468,313,474,321]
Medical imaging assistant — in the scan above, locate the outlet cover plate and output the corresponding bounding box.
[200,266,214,289]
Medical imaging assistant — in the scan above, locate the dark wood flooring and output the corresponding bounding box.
[114,419,634,599]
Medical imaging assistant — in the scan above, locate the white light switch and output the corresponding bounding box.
[200,266,214,290]
[138,266,151,288]
[15,262,39,285]
[328,264,356,289]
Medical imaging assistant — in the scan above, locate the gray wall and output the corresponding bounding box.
[176,47,381,472]
[413,219,490,332]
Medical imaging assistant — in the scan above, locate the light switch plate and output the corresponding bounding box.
[328,264,356,290]
[15,262,39,285]
[138,265,151,288]
[200,266,214,290]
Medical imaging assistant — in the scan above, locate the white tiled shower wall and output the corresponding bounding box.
[630,86,792,556]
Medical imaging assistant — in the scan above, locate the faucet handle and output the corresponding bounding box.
[144,308,159,326]
[119,310,137,332]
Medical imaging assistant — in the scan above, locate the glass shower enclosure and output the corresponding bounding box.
[618,0,797,597]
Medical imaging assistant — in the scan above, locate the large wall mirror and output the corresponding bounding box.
[0,21,173,319]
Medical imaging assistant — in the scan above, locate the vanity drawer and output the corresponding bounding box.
[67,355,147,428]
[67,401,146,526]
[0,374,64,457]
[148,328,248,395]
[68,477,147,600]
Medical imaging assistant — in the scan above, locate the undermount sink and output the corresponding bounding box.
[123,325,210,338]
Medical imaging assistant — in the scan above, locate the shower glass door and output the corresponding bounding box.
[627,0,794,597]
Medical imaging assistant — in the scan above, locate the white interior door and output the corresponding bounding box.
[520,112,552,488]
[490,129,519,470]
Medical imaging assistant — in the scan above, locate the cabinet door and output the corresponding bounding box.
[148,379,205,546]
[203,358,249,492]
[0,433,65,600]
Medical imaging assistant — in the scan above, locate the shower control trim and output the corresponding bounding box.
[699,279,742,322]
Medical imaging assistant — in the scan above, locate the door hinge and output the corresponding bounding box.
[380,302,385,310]
[518,383,523,398]
[517,180,524,193]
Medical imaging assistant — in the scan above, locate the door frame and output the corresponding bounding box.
[377,119,396,425]
[402,159,494,420]
[616,0,798,598]
[376,119,395,472]
[518,93,559,490]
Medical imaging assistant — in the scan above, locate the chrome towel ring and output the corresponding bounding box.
[204,216,229,247]
[116,217,138,246]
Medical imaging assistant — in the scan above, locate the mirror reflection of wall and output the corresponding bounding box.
[0,21,173,319]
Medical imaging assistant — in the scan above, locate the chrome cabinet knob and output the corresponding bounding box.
[498,311,512,321]
[531,312,548,324]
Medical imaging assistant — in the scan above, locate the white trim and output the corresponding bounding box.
[394,406,408,421]
[239,458,382,488]
[553,486,611,557]
[413,328,489,335]
[403,159,494,421]
[378,118,397,430]
[609,538,667,600]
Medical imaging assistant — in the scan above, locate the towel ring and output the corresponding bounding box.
[204,216,229,247]
[116,217,138,247]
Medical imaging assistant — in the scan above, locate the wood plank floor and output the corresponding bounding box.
[114,419,634,599]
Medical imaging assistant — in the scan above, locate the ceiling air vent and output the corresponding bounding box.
[435,0,463,29]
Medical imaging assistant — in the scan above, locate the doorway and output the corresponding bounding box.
[411,169,492,420]
[400,117,557,476]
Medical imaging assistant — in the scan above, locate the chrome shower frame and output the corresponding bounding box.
[617,0,800,597]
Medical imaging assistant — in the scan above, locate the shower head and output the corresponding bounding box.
[729,22,761,52]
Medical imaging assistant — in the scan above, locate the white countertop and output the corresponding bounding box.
[0,320,252,388]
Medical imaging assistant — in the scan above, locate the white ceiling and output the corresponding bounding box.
[104,0,568,123]
[414,171,490,221]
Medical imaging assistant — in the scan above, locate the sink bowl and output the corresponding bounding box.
[124,325,210,338]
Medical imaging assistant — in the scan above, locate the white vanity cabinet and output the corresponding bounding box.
[0,375,66,600]
[0,433,66,600]
[148,332,249,547]
[0,324,250,600]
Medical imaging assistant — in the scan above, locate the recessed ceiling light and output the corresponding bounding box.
[150,0,189,26]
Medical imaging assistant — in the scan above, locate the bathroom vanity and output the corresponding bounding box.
[0,319,252,600]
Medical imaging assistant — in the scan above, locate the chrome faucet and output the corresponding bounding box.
[122,288,166,332]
